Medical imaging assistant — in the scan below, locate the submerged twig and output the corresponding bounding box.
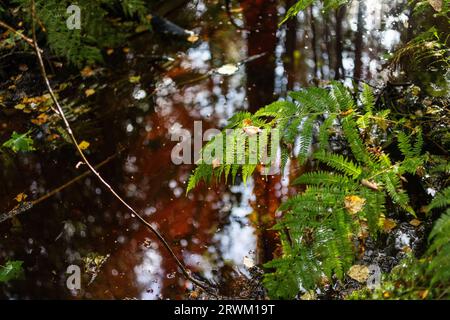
[0,151,120,223]
[29,0,217,297]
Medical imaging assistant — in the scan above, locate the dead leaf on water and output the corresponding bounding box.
[187,33,199,43]
[128,75,141,84]
[31,113,49,125]
[80,66,94,77]
[15,192,28,202]
[78,140,90,150]
[216,64,239,76]
[85,88,95,97]
[347,264,369,283]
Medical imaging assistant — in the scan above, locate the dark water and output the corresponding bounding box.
[0,0,413,299]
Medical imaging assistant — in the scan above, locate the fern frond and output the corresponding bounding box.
[427,187,450,211]
[314,151,362,179]
[360,83,375,114]
[293,171,351,186]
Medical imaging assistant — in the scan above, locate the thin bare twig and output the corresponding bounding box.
[29,0,217,296]
[0,150,120,223]
[0,19,41,52]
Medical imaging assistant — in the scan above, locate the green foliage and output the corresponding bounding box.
[279,0,349,25]
[2,130,35,153]
[264,115,424,298]
[427,187,450,211]
[8,0,152,66]
[427,209,450,286]
[188,83,430,298]
[0,260,24,283]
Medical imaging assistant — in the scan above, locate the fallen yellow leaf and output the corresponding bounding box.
[300,290,316,300]
[347,264,369,283]
[80,66,94,77]
[15,192,28,202]
[409,219,422,227]
[187,34,199,43]
[344,195,366,214]
[428,0,442,12]
[31,113,49,125]
[418,289,429,299]
[85,88,96,97]
[383,218,397,232]
[78,140,90,150]
[128,76,141,84]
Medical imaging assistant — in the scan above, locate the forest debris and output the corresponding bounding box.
[361,179,379,191]
[14,193,27,202]
[212,158,221,169]
[31,113,49,125]
[216,64,239,76]
[80,66,94,77]
[84,88,96,97]
[382,218,397,232]
[347,265,369,283]
[82,253,110,285]
[409,219,422,227]
[128,75,141,84]
[78,140,90,150]
[344,195,366,214]
[428,0,442,12]
[243,256,255,269]
[418,289,429,299]
[300,290,316,300]
[243,126,262,136]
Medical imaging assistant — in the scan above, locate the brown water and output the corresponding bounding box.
[0,0,414,299]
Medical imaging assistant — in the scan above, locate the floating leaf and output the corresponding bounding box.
[78,140,90,150]
[128,75,141,84]
[187,33,199,43]
[31,113,49,125]
[216,64,239,76]
[85,88,96,97]
[14,193,28,202]
[80,66,94,77]
[0,260,24,283]
[2,131,35,153]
